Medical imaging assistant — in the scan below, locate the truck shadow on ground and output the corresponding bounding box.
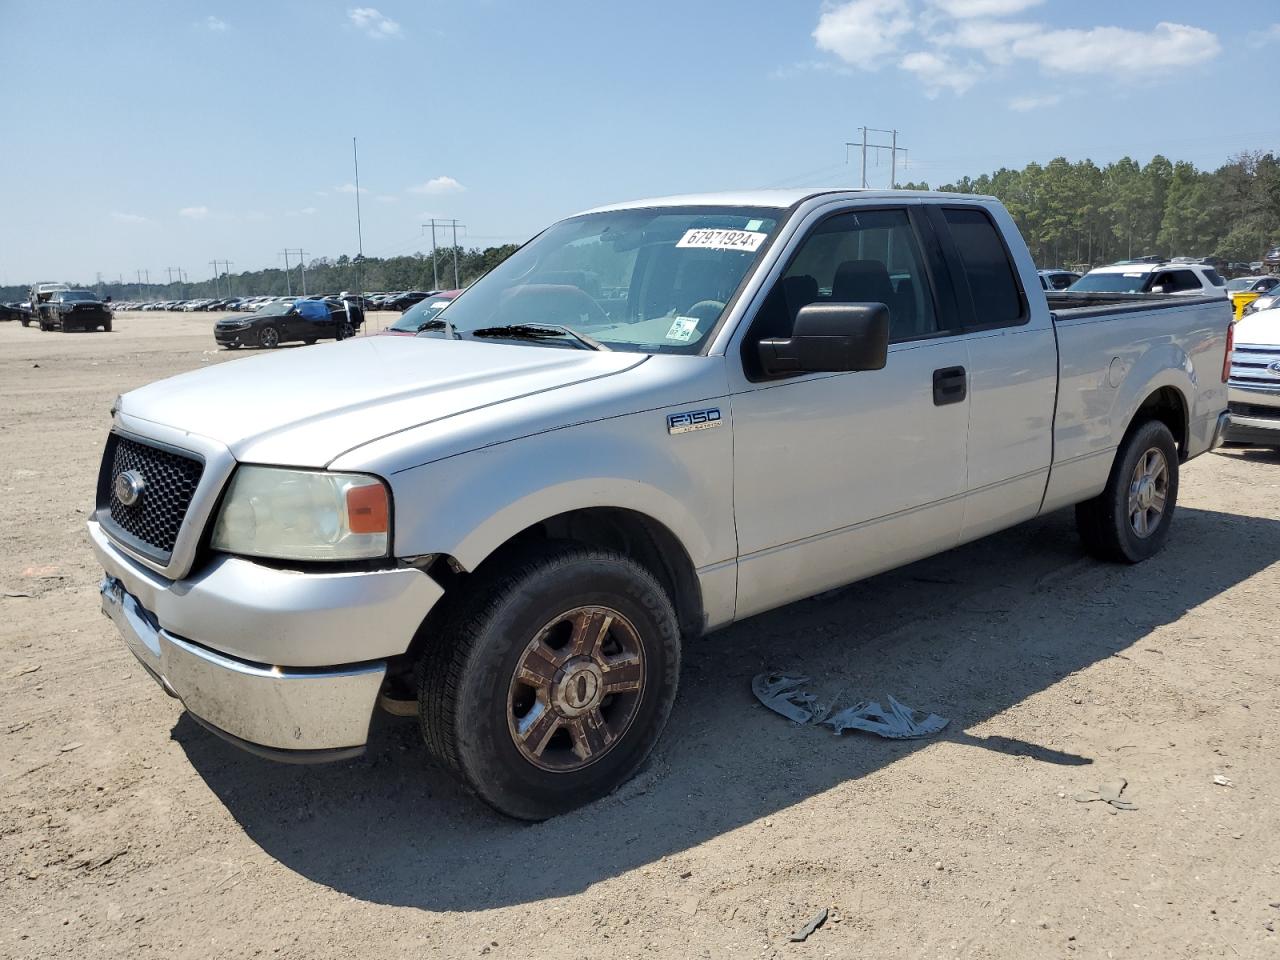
[176,503,1277,911]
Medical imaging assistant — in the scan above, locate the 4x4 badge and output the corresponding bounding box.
[667,408,722,435]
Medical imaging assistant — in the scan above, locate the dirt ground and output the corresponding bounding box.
[2,310,1279,959]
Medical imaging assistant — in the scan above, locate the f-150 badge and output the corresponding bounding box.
[667,408,722,435]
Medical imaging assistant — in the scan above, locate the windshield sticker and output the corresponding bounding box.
[676,228,767,253]
[745,219,765,231]
[665,316,700,342]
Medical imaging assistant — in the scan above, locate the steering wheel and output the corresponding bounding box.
[683,299,726,323]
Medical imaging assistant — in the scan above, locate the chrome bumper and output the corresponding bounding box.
[101,575,385,757]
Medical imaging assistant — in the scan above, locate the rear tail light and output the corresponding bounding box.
[1222,320,1234,384]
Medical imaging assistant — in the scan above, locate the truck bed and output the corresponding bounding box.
[1045,291,1223,322]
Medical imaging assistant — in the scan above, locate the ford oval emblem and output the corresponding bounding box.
[114,469,146,506]
[1269,361,1280,374]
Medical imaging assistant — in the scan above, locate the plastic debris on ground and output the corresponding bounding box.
[789,908,828,942]
[1073,777,1136,813]
[752,673,949,740]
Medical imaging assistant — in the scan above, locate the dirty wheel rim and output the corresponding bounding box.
[507,605,645,773]
[260,327,279,348]
[1127,446,1169,538]
[338,322,354,339]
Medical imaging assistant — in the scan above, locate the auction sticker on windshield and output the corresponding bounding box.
[665,316,699,342]
[676,228,767,252]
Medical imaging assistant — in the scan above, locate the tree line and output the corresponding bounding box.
[0,244,520,303]
[900,151,1280,269]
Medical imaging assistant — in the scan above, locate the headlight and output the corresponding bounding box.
[211,466,390,561]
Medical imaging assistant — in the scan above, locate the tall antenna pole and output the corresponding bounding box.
[281,250,292,296]
[352,137,364,297]
[890,129,897,188]
[861,127,868,189]
[209,260,220,298]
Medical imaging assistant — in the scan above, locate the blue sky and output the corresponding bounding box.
[3,0,1278,284]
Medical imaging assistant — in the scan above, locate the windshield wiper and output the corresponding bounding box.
[415,317,457,337]
[469,323,609,351]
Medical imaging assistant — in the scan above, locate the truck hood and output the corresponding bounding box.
[118,336,647,467]
[1234,310,1280,348]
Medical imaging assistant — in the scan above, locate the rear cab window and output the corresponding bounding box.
[938,207,1026,329]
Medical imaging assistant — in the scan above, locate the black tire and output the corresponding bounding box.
[257,325,280,349]
[1076,419,1179,563]
[302,338,317,346]
[336,321,354,341]
[222,343,240,350]
[418,543,681,820]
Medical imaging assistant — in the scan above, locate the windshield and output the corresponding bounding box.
[254,301,295,317]
[427,206,782,353]
[391,297,455,332]
[63,291,97,301]
[1227,278,1256,291]
[1068,272,1151,294]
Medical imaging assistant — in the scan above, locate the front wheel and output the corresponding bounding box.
[418,544,681,820]
[257,325,280,349]
[1076,419,1180,563]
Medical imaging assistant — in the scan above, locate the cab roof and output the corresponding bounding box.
[577,187,998,216]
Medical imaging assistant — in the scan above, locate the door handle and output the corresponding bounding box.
[932,366,967,406]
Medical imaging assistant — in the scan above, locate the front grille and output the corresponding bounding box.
[99,435,204,558]
[1230,401,1280,421]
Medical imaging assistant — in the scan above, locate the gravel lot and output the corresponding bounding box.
[2,311,1279,959]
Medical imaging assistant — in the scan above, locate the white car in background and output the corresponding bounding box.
[1225,307,1280,447]
[1068,261,1229,298]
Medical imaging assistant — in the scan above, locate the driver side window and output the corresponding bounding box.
[748,208,940,353]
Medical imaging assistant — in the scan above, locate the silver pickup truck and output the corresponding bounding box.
[91,189,1231,819]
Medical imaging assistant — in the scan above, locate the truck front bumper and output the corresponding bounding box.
[101,576,384,760]
[1225,384,1280,446]
[89,519,442,760]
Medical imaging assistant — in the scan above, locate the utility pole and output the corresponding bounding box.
[423,219,465,290]
[95,272,103,297]
[220,261,234,297]
[846,127,909,189]
[136,270,143,300]
[281,249,307,295]
[209,260,220,298]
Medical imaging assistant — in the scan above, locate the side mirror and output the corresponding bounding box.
[757,302,890,377]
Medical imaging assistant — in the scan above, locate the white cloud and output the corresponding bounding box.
[348,7,401,39]
[1011,22,1221,77]
[408,175,466,196]
[178,206,209,219]
[202,15,228,32]
[929,0,1042,17]
[899,51,984,96]
[335,183,368,194]
[814,0,914,68]
[930,19,1039,63]
[1009,92,1063,112]
[111,211,149,224]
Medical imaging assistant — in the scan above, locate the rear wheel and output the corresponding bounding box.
[257,325,280,349]
[1076,419,1179,563]
[336,321,354,340]
[103,319,112,332]
[418,544,681,820]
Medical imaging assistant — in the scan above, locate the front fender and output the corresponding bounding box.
[390,410,735,573]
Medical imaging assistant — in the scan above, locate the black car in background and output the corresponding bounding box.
[35,289,112,332]
[383,290,432,311]
[0,302,31,323]
[214,298,364,349]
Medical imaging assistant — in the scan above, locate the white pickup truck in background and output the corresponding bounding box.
[89,189,1232,819]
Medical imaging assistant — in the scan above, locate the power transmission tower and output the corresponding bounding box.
[209,260,221,298]
[220,261,234,296]
[280,250,292,296]
[845,127,909,189]
[422,219,465,290]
